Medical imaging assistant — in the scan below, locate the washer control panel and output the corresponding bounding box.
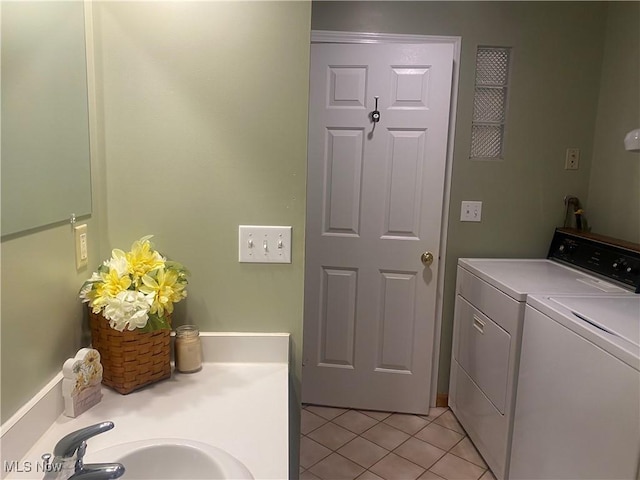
[548,228,640,293]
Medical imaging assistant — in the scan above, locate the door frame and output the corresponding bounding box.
[306,30,461,407]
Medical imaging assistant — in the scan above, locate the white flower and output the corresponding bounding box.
[103,290,154,331]
[79,272,101,303]
[103,249,129,277]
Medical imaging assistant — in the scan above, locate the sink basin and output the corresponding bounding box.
[89,438,254,479]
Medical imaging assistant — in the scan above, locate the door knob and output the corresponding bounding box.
[421,252,434,267]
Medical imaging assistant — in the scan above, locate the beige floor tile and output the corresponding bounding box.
[308,453,365,480]
[420,407,448,421]
[338,436,389,469]
[302,409,330,435]
[300,436,332,469]
[300,407,489,480]
[418,471,446,480]
[334,410,380,434]
[383,413,431,435]
[394,437,447,470]
[356,471,385,480]
[359,409,393,421]
[308,422,357,451]
[433,410,466,435]
[361,422,411,451]
[414,423,465,451]
[306,404,349,420]
[449,437,487,468]
[479,469,496,480]
[301,470,323,480]
[429,453,486,480]
[370,452,425,480]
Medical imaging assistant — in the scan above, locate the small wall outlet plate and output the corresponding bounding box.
[460,201,482,222]
[565,148,580,170]
[239,225,292,263]
[74,224,88,269]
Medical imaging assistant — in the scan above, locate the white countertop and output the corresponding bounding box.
[1,333,290,480]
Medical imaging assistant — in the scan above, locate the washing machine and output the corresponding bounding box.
[510,294,640,480]
[448,228,640,480]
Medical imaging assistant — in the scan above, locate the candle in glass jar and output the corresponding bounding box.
[175,325,202,373]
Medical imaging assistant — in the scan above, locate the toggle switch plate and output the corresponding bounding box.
[460,201,482,222]
[238,225,292,263]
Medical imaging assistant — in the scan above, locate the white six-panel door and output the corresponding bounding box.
[302,42,454,414]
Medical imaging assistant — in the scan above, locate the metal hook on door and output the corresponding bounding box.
[368,96,381,139]
[370,96,381,123]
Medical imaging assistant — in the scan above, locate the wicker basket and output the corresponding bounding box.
[89,310,171,394]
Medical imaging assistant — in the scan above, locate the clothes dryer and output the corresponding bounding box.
[448,228,640,480]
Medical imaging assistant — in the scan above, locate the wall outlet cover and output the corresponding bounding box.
[565,148,580,170]
[74,224,88,269]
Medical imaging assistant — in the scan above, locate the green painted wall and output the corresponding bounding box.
[1,222,103,423]
[587,2,640,243]
[2,3,311,475]
[311,1,610,394]
[92,1,311,474]
[92,0,310,359]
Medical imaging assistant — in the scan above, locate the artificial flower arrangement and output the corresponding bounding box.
[80,235,188,332]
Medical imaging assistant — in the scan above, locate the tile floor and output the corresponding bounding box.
[300,405,496,480]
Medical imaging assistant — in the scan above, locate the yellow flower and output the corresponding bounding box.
[126,236,165,285]
[89,269,132,311]
[79,235,189,332]
[75,372,88,394]
[85,349,100,368]
[87,363,103,385]
[101,268,132,296]
[140,267,187,317]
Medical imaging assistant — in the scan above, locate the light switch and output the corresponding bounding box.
[74,224,88,269]
[460,201,482,222]
[239,225,292,263]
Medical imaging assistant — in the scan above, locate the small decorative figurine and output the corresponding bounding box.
[62,348,103,418]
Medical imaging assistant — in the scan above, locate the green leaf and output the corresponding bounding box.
[139,313,171,333]
[165,260,190,277]
[78,279,100,294]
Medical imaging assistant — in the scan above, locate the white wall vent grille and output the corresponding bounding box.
[470,46,511,159]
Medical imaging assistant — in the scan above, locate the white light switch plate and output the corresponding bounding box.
[239,225,292,263]
[460,201,482,222]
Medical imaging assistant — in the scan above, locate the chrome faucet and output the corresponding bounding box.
[67,464,125,480]
[43,422,125,480]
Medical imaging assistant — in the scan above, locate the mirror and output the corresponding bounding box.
[1,1,92,237]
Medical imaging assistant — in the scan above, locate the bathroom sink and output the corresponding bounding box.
[89,438,254,479]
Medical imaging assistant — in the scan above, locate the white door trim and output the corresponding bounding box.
[309,30,461,407]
